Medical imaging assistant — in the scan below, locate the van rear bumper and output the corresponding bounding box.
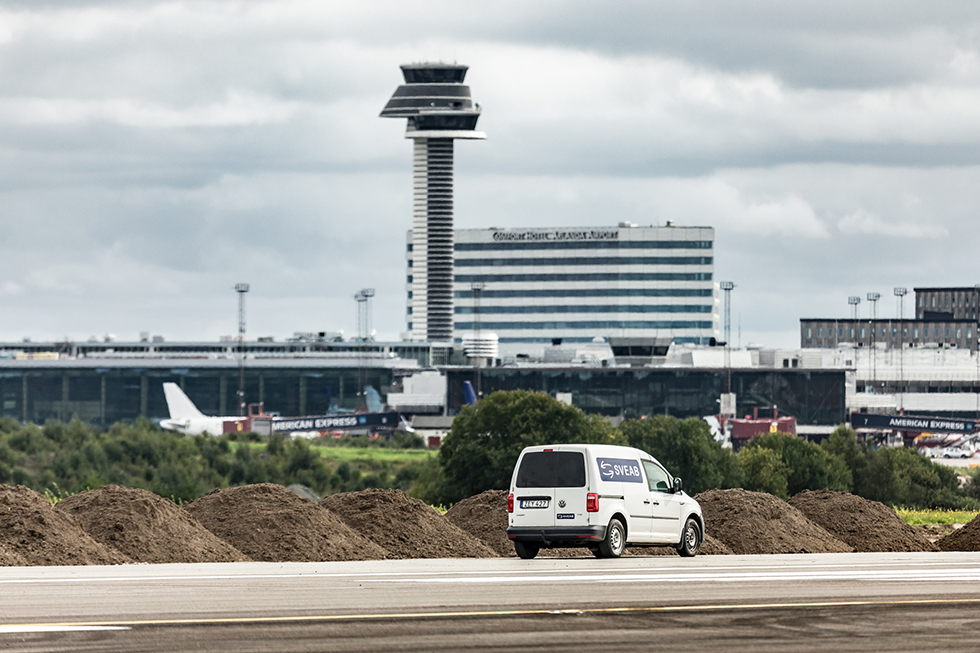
[507,526,606,547]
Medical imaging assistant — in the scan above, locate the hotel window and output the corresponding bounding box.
[817,327,822,337]
[892,328,897,337]
[850,328,855,338]
[860,328,865,338]
[914,327,919,338]
[838,327,844,338]
[903,327,907,338]
[807,328,812,338]
[957,328,962,338]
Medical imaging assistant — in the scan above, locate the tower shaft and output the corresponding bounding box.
[411,138,455,341]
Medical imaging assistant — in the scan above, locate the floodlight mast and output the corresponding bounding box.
[848,296,861,320]
[719,281,735,345]
[867,292,880,392]
[235,283,250,416]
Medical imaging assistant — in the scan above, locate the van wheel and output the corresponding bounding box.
[677,518,702,557]
[514,541,539,559]
[598,518,626,558]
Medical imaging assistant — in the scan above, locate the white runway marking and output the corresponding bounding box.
[366,567,980,584]
[0,625,129,633]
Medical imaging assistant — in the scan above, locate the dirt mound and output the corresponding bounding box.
[0,484,129,566]
[789,490,937,553]
[445,490,512,556]
[694,488,852,554]
[57,485,249,563]
[937,515,980,551]
[0,542,26,566]
[445,489,732,557]
[321,488,498,559]
[185,483,387,562]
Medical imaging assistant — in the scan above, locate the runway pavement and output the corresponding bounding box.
[2,553,980,651]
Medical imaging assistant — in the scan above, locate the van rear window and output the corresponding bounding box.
[516,451,586,488]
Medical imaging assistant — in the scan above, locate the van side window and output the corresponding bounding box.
[516,451,586,488]
[641,460,671,493]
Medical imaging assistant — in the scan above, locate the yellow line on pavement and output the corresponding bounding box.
[6,597,980,630]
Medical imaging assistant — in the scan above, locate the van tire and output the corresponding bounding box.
[677,518,702,557]
[514,541,539,559]
[598,518,626,558]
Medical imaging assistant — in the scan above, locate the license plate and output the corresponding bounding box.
[520,499,549,509]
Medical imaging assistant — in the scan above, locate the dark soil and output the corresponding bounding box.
[695,488,853,554]
[57,485,249,563]
[0,485,130,566]
[445,489,733,557]
[321,488,498,559]
[0,542,26,566]
[789,489,937,553]
[185,483,387,562]
[937,515,980,551]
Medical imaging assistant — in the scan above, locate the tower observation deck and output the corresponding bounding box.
[381,63,486,343]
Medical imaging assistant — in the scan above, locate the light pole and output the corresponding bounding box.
[867,292,880,392]
[471,281,485,397]
[235,283,250,416]
[894,287,908,417]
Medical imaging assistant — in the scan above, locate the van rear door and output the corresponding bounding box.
[511,449,587,529]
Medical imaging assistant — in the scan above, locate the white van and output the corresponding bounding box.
[506,444,704,559]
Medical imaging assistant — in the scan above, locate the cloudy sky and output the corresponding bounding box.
[1,1,978,347]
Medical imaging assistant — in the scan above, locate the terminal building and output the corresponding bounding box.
[406,222,719,354]
[0,337,844,430]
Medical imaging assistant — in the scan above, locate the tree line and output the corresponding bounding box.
[1,390,977,509]
[420,390,980,509]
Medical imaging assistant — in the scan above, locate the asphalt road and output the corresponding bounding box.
[2,553,980,652]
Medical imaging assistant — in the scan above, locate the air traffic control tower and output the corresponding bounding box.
[381,63,485,343]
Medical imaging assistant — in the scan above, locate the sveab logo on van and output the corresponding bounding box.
[597,458,644,483]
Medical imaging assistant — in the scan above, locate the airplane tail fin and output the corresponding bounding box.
[364,386,384,414]
[163,383,205,420]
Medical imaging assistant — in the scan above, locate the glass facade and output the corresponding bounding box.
[455,240,713,251]
[446,368,846,425]
[455,288,714,299]
[455,256,712,267]
[455,304,713,314]
[454,320,715,331]
[455,273,712,283]
[0,367,395,427]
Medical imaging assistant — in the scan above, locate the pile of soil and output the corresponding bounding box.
[321,488,498,559]
[0,485,129,566]
[788,490,937,553]
[695,488,852,554]
[937,515,980,551]
[445,490,512,556]
[0,542,26,566]
[445,489,733,557]
[57,485,249,564]
[185,483,387,562]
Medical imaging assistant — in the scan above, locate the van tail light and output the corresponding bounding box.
[507,493,514,513]
[586,493,599,512]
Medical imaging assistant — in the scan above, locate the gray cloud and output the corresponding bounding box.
[0,1,979,348]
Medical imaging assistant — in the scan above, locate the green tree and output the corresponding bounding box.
[618,416,742,494]
[744,432,851,496]
[738,446,790,498]
[434,390,618,504]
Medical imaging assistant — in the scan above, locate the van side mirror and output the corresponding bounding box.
[673,477,683,493]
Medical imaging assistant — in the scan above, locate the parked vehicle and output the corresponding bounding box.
[506,444,703,559]
[943,447,972,459]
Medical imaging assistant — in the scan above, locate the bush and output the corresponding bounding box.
[739,447,790,498]
[744,432,851,496]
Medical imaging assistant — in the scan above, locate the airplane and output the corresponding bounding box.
[160,382,246,436]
